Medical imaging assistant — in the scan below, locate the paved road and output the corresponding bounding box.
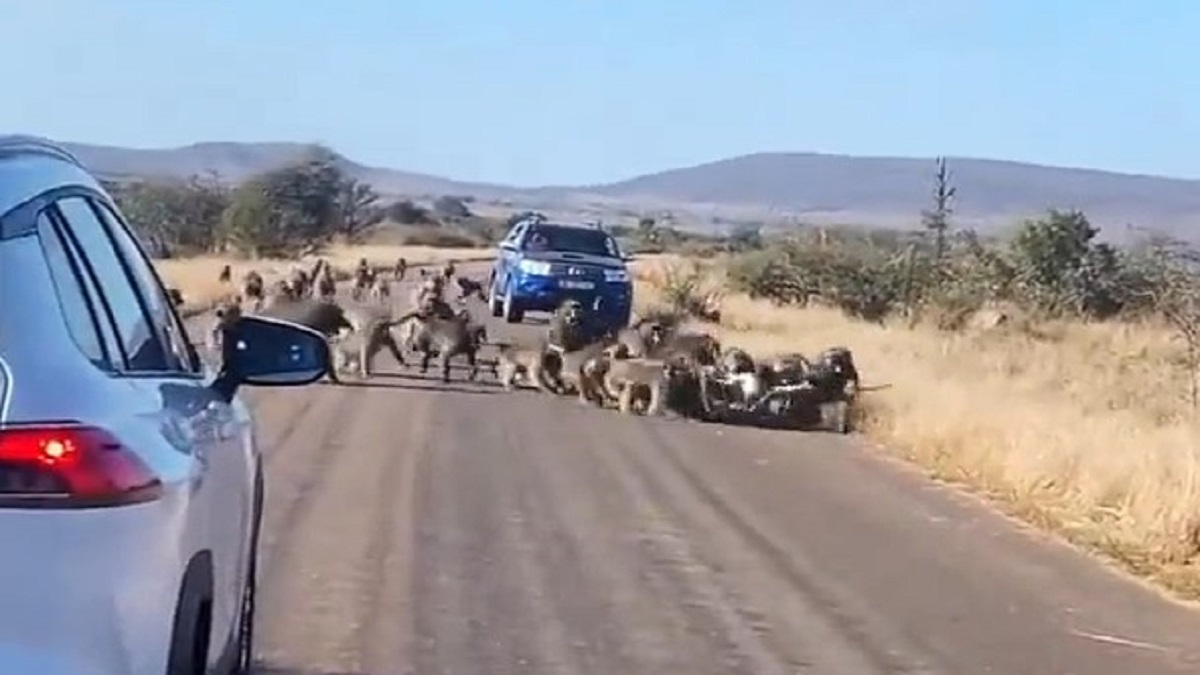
[199,264,1200,675]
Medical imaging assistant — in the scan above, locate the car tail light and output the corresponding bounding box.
[0,424,163,508]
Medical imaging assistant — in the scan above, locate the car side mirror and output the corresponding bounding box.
[210,316,330,402]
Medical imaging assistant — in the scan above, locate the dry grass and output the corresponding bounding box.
[155,244,495,311]
[635,259,1200,598]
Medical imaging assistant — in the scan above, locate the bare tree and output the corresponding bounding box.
[1142,237,1200,409]
[922,156,956,267]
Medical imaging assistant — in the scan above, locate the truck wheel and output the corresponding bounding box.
[488,274,504,318]
[502,284,524,323]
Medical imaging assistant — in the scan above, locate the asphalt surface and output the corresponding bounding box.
[195,264,1200,675]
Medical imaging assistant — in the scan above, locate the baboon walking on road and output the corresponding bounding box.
[392,309,486,383]
[242,270,265,311]
[393,257,408,281]
[351,258,375,301]
[328,310,409,378]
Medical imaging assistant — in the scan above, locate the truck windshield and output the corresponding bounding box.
[523,225,617,258]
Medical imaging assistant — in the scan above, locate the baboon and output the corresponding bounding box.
[316,264,337,300]
[555,340,615,406]
[455,276,486,302]
[393,257,408,281]
[394,310,485,383]
[218,264,232,284]
[547,299,588,352]
[351,258,374,301]
[288,267,311,299]
[649,331,721,369]
[166,288,185,308]
[721,347,756,374]
[495,341,564,393]
[327,311,409,378]
[602,357,673,415]
[369,276,391,303]
[408,276,446,311]
[397,285,456,350]
[763,353,812,386]
[441,260,456,280]
[611,316,661,358]
[808,346,860,398]
[242,270,265,310]
[207,300,243,353]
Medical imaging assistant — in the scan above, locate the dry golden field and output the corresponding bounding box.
[158,246,1200,598]
[632,258,1200,599]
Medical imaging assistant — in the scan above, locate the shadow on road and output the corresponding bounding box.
[330,379,500,396]
[254,665,362,675]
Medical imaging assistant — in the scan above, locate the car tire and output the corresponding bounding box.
[488,273,504,318]
[502,283,524,324]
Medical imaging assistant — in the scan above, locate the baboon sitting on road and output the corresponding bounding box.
[547,299,588,352]
[218,264,232,284]
[495,341,564,393]
[602,357,674,415]
[555,340,615,406]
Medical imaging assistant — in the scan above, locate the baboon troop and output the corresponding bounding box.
[202,255,860,432]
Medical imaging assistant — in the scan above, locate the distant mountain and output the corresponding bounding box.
[61,141,506,198]
[577,153,1200,237]
[57,140,1200,239]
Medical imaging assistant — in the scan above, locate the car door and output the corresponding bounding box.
[496,222,527,291]
[52,195,252,657]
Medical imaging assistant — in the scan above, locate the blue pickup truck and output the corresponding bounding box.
[487,215,633,336]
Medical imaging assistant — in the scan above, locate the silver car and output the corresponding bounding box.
[0,137,330,674]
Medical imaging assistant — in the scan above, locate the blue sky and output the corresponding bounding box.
[0,1,1194,185]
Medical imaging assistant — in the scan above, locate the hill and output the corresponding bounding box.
[58,140,1200,239]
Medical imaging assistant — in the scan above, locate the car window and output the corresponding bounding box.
[53,197,172,372]
[504,223,526,247]
[91,199,200,373]
[35,213,110,369]
[523,225,617,257]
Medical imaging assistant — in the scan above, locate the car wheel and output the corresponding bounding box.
[502,283,524,324]
[488,273,504,318]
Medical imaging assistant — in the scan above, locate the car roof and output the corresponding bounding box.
[527,221,609,232]
[0,135,94,219]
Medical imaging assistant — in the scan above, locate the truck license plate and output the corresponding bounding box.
[560,280,594,290]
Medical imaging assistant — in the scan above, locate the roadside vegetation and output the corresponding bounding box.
[128,149,1200,598]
